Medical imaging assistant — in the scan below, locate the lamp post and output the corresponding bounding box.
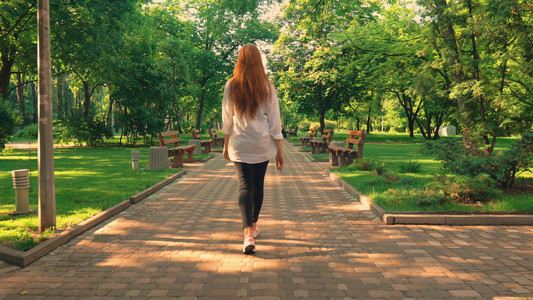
[38,0,56,231]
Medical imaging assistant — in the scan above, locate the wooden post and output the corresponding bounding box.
[38,0,56,231]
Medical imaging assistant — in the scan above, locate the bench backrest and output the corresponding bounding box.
[158,131,181,147]
[191,129,201,139]
[208,129,218,138]
[310,128,317,137]
[346,131,367,156]
[322,129,334,142]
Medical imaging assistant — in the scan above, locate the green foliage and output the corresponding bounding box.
[55,114,113,147]
[420,131,533,189]
[14,124,38,139]
[0,101,18,149]
[398,160,422,174]
[426,175,501,204]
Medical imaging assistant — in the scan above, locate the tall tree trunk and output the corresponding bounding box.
[16,73,26,121]
[466,0,490,147]
[0,52,16,101]
[83,80,91,118]
[318,81,325,132]
[56,74,63,118]
[433,0,471,138]
[31,81,38,123]
[106,98,113,129]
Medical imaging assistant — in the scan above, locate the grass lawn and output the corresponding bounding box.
[0,144,205,251]
[330,137,533,213]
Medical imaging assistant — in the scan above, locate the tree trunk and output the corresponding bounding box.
[31,81,38,123]
[196,87,206,130]
[83,80,91,118]
[366,105,372,133]
[56,74,63,119]
[318,81,325,132]
[16,73,26,120]
[466,0,490,147]
[433,0,470,138]
[0,52,16,101]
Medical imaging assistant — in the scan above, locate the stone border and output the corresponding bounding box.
[326,170,533,226]
[0,170,187,267]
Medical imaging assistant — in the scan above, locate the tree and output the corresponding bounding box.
[271,0,379,132]
[0,1,36,102]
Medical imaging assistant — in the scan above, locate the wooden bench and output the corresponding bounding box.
[309,129,334,154]
[287,127,298,137]
[191,129,212,154]
[328,130,367,167]
[208,129,224,148]
[300,128,317,147]
[157,130,195,168]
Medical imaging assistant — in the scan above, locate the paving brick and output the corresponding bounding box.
[0,143,533,299]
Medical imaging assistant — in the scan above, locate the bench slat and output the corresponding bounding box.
[161,137,181,146]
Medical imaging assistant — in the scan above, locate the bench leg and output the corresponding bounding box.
[184,150,194,163]
[330,151,339,167]
[172,154,184,168]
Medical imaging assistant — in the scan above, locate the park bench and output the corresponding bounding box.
[157,130,195,168]
[208,129,224,148]
[309,129,334,154]
[328,130,367,167]
[300,128,317,147]
[191,129,212,154]
[287,127,298,137]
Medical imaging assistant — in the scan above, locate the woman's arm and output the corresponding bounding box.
[274,139,284,172]
[223,134,231,161]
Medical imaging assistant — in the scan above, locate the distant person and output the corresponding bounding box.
[222,44,284,254]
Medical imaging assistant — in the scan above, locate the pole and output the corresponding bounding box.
[38,0,56,231]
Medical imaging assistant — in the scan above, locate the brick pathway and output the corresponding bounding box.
[1,142,533,299]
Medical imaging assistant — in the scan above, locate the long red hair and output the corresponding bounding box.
[229,44,271,120]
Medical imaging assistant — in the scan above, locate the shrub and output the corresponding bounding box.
[0,101,18,150]
[426,174,501,204]
[398,160,421,173]
[55,117,113,147]
[419,131,533,189]
[15,124,39,139]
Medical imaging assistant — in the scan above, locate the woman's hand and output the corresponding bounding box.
[223,147,230,161]
[276,152,284,172]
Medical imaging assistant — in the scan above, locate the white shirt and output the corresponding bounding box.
[222,81,284,164]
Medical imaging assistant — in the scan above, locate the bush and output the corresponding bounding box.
[15,124,39,139]
[426,174,501,204]
[398,160,422,173]
[419,131,533,189]
[55,117,113,147]
[0,101,19,150]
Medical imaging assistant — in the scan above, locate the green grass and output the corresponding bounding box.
[332,141,533,213]
[0,146,182,251]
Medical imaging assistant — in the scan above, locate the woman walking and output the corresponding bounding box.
[222,44,285,254]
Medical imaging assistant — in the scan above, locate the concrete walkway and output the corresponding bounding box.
[1,142,533,299]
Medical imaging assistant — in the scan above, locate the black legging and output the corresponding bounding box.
[234,160,269,228]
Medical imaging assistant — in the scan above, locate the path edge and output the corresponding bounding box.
[0,170,187,267]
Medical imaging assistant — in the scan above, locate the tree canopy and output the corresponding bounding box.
[0,0,532,149]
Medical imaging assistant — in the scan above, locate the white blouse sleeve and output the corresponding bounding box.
[221,82,233,136]
[267,83,284,140]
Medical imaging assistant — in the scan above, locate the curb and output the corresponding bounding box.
[0,170,187,267]
[326,170,533,226]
